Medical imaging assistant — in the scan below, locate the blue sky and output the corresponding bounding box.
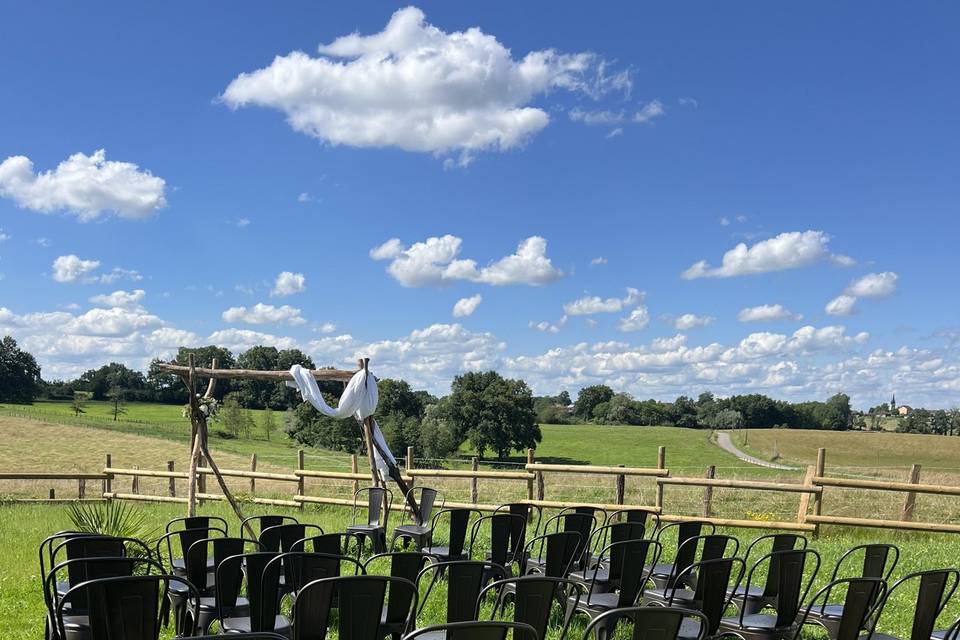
[1,2,958,407]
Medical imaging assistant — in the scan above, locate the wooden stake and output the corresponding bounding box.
[655,446,666,511]
[812,447,826,538]
[187,433,201,517]
[797,465,816,525]
[702,465,716,517]
[104,454,112,495]
[249,454,257,494]
[901,464,922,522]
[297,449,305,510]
[167,461,176,497]
[351,455,359,495]
[78,478,85,499]
[471,457,479,504]
[131,465,140,494]
[616,464,625,505]
[526,449,535,500]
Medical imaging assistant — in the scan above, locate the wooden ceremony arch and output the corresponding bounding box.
[156,356,416,539]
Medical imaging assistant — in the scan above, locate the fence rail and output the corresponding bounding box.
[2,444,960,536]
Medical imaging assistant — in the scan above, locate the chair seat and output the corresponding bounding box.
[805,603,845,620]
[932,630,952,640]
[347,524,383,532]
[728,584,766,599]
[423,545,466,561]
[61,614,91,640]
[199,595,249,611]
[222,614,292,634]
[860,634,900,640]
[171,557,216,572]
[647,562,674,577]
[571,566,610,583]
[576,592,622,612]
[395,524,430,536]
[678,617,703,640]
[644,587,697,605]
[720,613,796,632]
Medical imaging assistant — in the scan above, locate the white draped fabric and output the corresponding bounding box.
[286,364,396,480]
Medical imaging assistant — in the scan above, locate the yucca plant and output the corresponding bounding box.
[67,500,157,554]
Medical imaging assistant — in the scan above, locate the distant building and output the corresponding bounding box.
[898,405,912,416]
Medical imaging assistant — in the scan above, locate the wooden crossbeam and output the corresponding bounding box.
[155,362,357,382]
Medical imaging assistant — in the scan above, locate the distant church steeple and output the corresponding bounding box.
[890,393,896,411]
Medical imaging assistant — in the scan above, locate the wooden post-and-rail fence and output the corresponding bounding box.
[2,444,960,536]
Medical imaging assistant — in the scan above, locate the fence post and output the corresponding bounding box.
[536,469,545,501]
[297,449,305,510]
[131,465,140,494]
[812,448,826,538]
[351,455,359,496]
[797,464,816,526]
[104,453,112,496]
[655,446,666,512]
[49,488,55,500]
[901,464,922,522]
[197,457,206,505]
[615,464,625,505]
[702,466,716,517]
[167,460,176,497]
[249,454,257,494]
[78,478,85,499]
[526,449,535,501]
[471,457,479,504]
[406,447,415,489]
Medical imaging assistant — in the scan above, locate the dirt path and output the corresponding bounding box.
[714,431,799,471]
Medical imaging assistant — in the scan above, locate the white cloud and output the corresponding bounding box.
[825,294,857,317]
[737,304,802,323]
[317,322,337,335]
[634,100,665,123]
[681,230,847,279]
[297,192,312,203]
[452,294,482,318]
[847,272,898,298]
[590,257,608,266]
[208,328,299,352]
[617,306,650,332]
[52,255,100,283]
[0,230,9,243]
[37,237,51,247]
[236,217,251,227]
[569,100,664,127]
[564,288,642,316]
[371,235,562,287]
[673,313,714,330]
[271,271,306,297]
[529,315,567,334]
[89,289,146,309]
[98,267,142,284]
[221,6,629,166]
[605,128,623,139]
[719,216,730,226]
[222,303,306,326]
[0,150,166,221]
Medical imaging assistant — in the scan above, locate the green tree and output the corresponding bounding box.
[710,409,744,429]
[175,345,237,401]
[0,336,41,403]
[446,371,541,459]
[146,358,182,404]
[418,401,461,459]
[76,362,145,401]
[377,379,425,420]
[262,407,277,440]
[107,386,128,421]
[220,393,254,438]
[574,385,614,420]
[71,391,91,417]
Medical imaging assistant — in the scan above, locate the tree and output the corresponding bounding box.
[418,401,461,459]
[446,371,541,459]
[574,385,614,420]
[175,345,237,401]
[71,391,91,417]
[262,407,277,440]
[710,409,744,430]
[76,362,145,401]
[0,336,42,403]
[146,358,182,404]
[820,393,853,430]
[377,379,425,420]
[107,386,128,421]
[220,393,254,438]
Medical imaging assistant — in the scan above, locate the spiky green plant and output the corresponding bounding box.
[67,500,157,553]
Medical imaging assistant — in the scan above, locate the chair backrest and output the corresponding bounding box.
[39,531,86,583]
[241,515,299,549]
[157,526,226,569]
[45,556,164,615]
[365,552,433,623]
[671,557,745,635]
[417,560,508,623]
[738,548,820,628]
[869,569,960,640]
[408,487,443,526]
[540,512,596,571]
[403,621,538,640]
[354,487,392,527]
[217,552,283,632]
[609,508,660,531]
[831,543,900,583]
[524,531,583,578]
[589,538,661,608]
[269,552,364,593]
[260,523,323,555]
[655,521,713,576]
[165,515,229,534]
[742,533,808,598]
[494,503,542,550]
[470,514,528,569]
[186,537,257,592]
[666,534,738,588]
[796,577,887,640]
[432,508,480,558]
[587,521,647,560]
[481,576,583,640]
[294,532,364,564]
[293,575,418,640]
[57,575,187,640]
[54,535,152,589]
[582,606,708,640]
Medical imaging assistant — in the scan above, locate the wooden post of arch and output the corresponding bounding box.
[358,358,384,490]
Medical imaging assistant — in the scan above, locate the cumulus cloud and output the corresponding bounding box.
[452,294,482,318]
[52,255,100,283]
[371,235,562,287]
[271,271,306,297]
[529,316,567,334]
[847,272,898,298]
[737,304,802,323]
[568,100,664,127]
[673,313,714,330]
[222,6,629,166]
[317,322,337,334]
[222,303,306,326]
[564,288,643,316]
[89,289,146,309]
[825,294,857,317]
[590,257,608,266]
[208,328,300,352]
[617,307,650,332]
[681,230,849,279]
[0,150,166,221]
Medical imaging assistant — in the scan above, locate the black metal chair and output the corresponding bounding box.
[717,548,821,640]
[44,556,166,640]
[192,634,289,639]
[469,513,529,581]
[645,557,746,640]
[392,486,445,551]
[241,514,300,551]
[403,621,539,640]
[522,531,584,577]
[527,512,597,575]
[56,574,198,640]
[40,531,87,589]
[803,543,898,633]
[493,503,543,555]
[213,551,291,637]
[366,552,435,637]
[156,525,227,579]
[647,521,716,590]
[347,487,394,553]
[481,576,584,640]
[581,606,708,640]
[51,535,154,597]
[726,534,809,616]
[293,532,365,567]
[643,535,740,602]
[165,515,229,534]
[268,551,365,595]
[570,538,662,627]
[417,560,509,628]
[569,522,648,591]
[932,618,960,640]
[863,569,959,640]
[424,508,481,564]
[796,577,887,640]
[175,536,261,634]
[260,523,324,556]
[608,508,660,531]
[292,574,419,640]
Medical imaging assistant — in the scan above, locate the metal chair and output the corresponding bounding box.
[176,536,260,634]
[293,532,365,567]
[932,618,960,640]
[570,538,662,627]
[527,512,597,575]
[608,508,661,531]
[165,515,229,534]
[292,574,419,640]
[240,514,299,550]
[581,606,708,640]
[481,576,584,640]
[267,551,365,594]
[647,521,716,589]
[802,543,898,633]
[469,513,529,582]
[523,531,584,577]
[417,560,508,627]
[569,522,648,591]
[645,557,746,640]
[863,569,959,640]
[191,634,288,639]
[726,533,809,616]
[403,621,539,640]
[643,534,739,601]
[424,508,482,564]
[346,487,394,553]
[365,552,435,638]
[392,486,445,551]
[493,503,543,557]
[717,548,821,640]
[213,551,291,637]
[796,577,887,640]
